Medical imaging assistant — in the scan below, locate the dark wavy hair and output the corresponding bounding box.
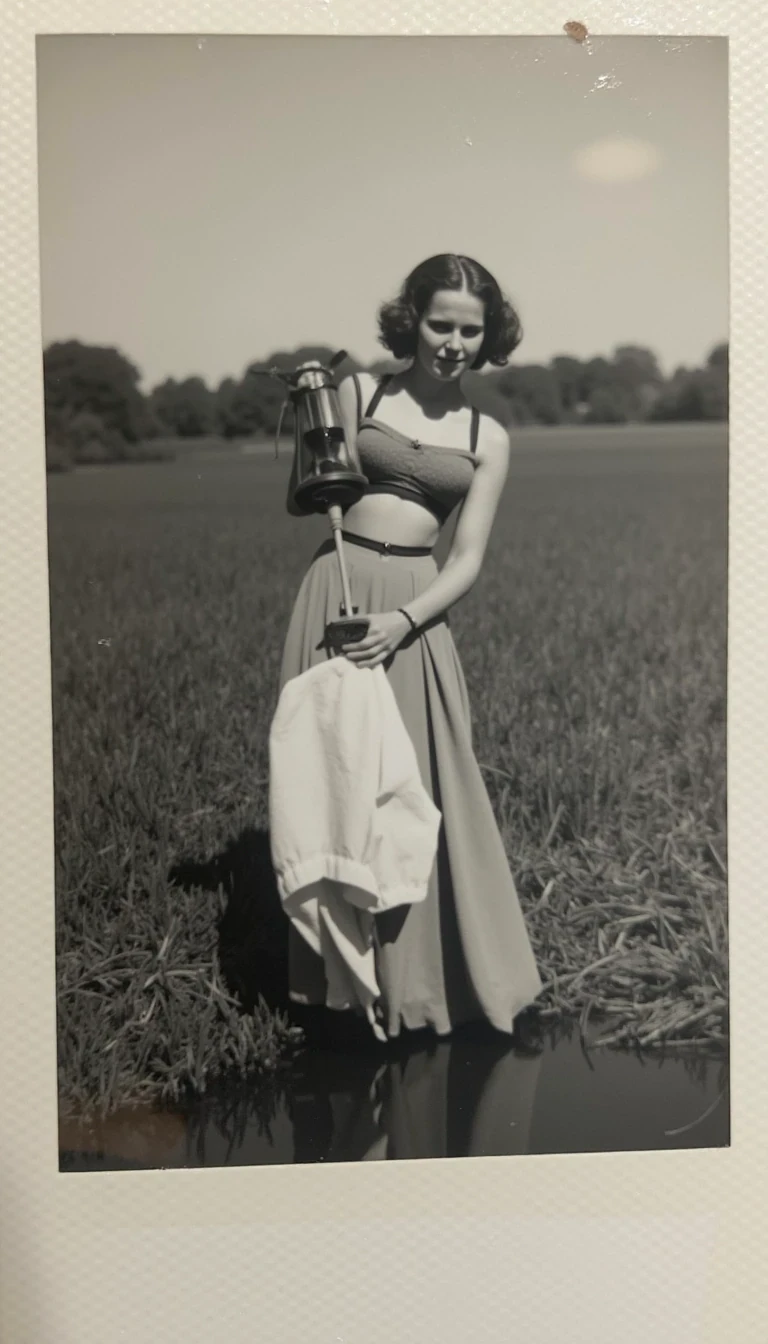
[377,254,522,370]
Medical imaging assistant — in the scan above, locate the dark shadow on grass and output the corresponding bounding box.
[169,825,289,1013]
[168,827,379,1053]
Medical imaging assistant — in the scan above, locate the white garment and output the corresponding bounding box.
[268,657,441,1035]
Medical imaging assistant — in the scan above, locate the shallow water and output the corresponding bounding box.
[60,1025,728,1171]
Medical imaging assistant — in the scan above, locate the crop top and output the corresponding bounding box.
[351,374,480,525]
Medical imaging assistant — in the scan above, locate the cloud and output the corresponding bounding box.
[571,136,662,184]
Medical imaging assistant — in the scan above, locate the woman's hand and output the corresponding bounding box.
[342,611,413,669]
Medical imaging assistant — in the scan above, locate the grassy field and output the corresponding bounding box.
[48,422,728,1115]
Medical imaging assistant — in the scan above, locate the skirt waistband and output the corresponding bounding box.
[341,529,433,558]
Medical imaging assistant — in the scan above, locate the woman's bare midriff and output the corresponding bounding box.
[342,491,442,549]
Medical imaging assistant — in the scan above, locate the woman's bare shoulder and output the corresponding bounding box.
[339,369,394,420]
[474,404,511,456]
[344,369,379,399]
[338,369,373,399]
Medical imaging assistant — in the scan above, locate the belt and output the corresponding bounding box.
[341,530,432,558]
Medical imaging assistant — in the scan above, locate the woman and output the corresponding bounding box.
[279,253,542,1038]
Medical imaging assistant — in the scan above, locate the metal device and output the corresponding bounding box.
[253,350,370,655]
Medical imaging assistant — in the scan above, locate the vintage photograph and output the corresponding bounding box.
[39,33,729,1171]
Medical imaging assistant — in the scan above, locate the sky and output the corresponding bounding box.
[35,35,728,392]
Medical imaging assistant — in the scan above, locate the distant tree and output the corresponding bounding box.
[550,355,586,417]
[610,345,664,419]
[580,356,615,401]
[702,341,729,418]
[612,344,663,384]
[214,377,240,439]
[492,365,562,425]
[43,405,137,468]
[648,369,695,421]
[43,340,152,443]
[65,410,128,462]
[573,355,626,420]
[584,386,629,424]
[150,376,216,437]
[562,347,664,423]
[650,366,727,422]
[45,436,72,473]
[700,362,728,419]
[231,365,285,438]
[252,377,291,438]
[707,342,729,372]
[44,407,74,472]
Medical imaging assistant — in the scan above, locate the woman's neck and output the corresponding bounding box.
[398,362,465,416]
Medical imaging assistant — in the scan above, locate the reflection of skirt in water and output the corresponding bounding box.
[278,536,543,1038]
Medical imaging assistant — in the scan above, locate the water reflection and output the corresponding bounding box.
[285,1029,546,1164]
[60,1024,728,1172]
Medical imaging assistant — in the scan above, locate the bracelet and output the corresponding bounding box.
[397,607,418,632]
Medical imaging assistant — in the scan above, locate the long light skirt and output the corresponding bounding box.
[278,537,543,1037]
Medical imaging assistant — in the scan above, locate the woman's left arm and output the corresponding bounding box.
[342,417,510,667]
[400,416,511,628]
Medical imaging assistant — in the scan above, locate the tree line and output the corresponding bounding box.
[43,338,728,470]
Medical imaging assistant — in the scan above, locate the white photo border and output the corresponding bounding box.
[1,5,765,1342]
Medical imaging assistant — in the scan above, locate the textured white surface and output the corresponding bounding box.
[25,1216,719,1344]
[1,5,766,1343]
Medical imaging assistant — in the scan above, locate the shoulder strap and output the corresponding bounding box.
[364,373,394,419]
[350,372,363,425]
[470,406,480,454]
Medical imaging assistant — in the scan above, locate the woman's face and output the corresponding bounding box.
[415,286,486,383]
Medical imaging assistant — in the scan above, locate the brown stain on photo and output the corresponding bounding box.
[564,20,589,43]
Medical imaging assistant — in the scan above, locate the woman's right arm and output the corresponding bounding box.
[337,372,363,452]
